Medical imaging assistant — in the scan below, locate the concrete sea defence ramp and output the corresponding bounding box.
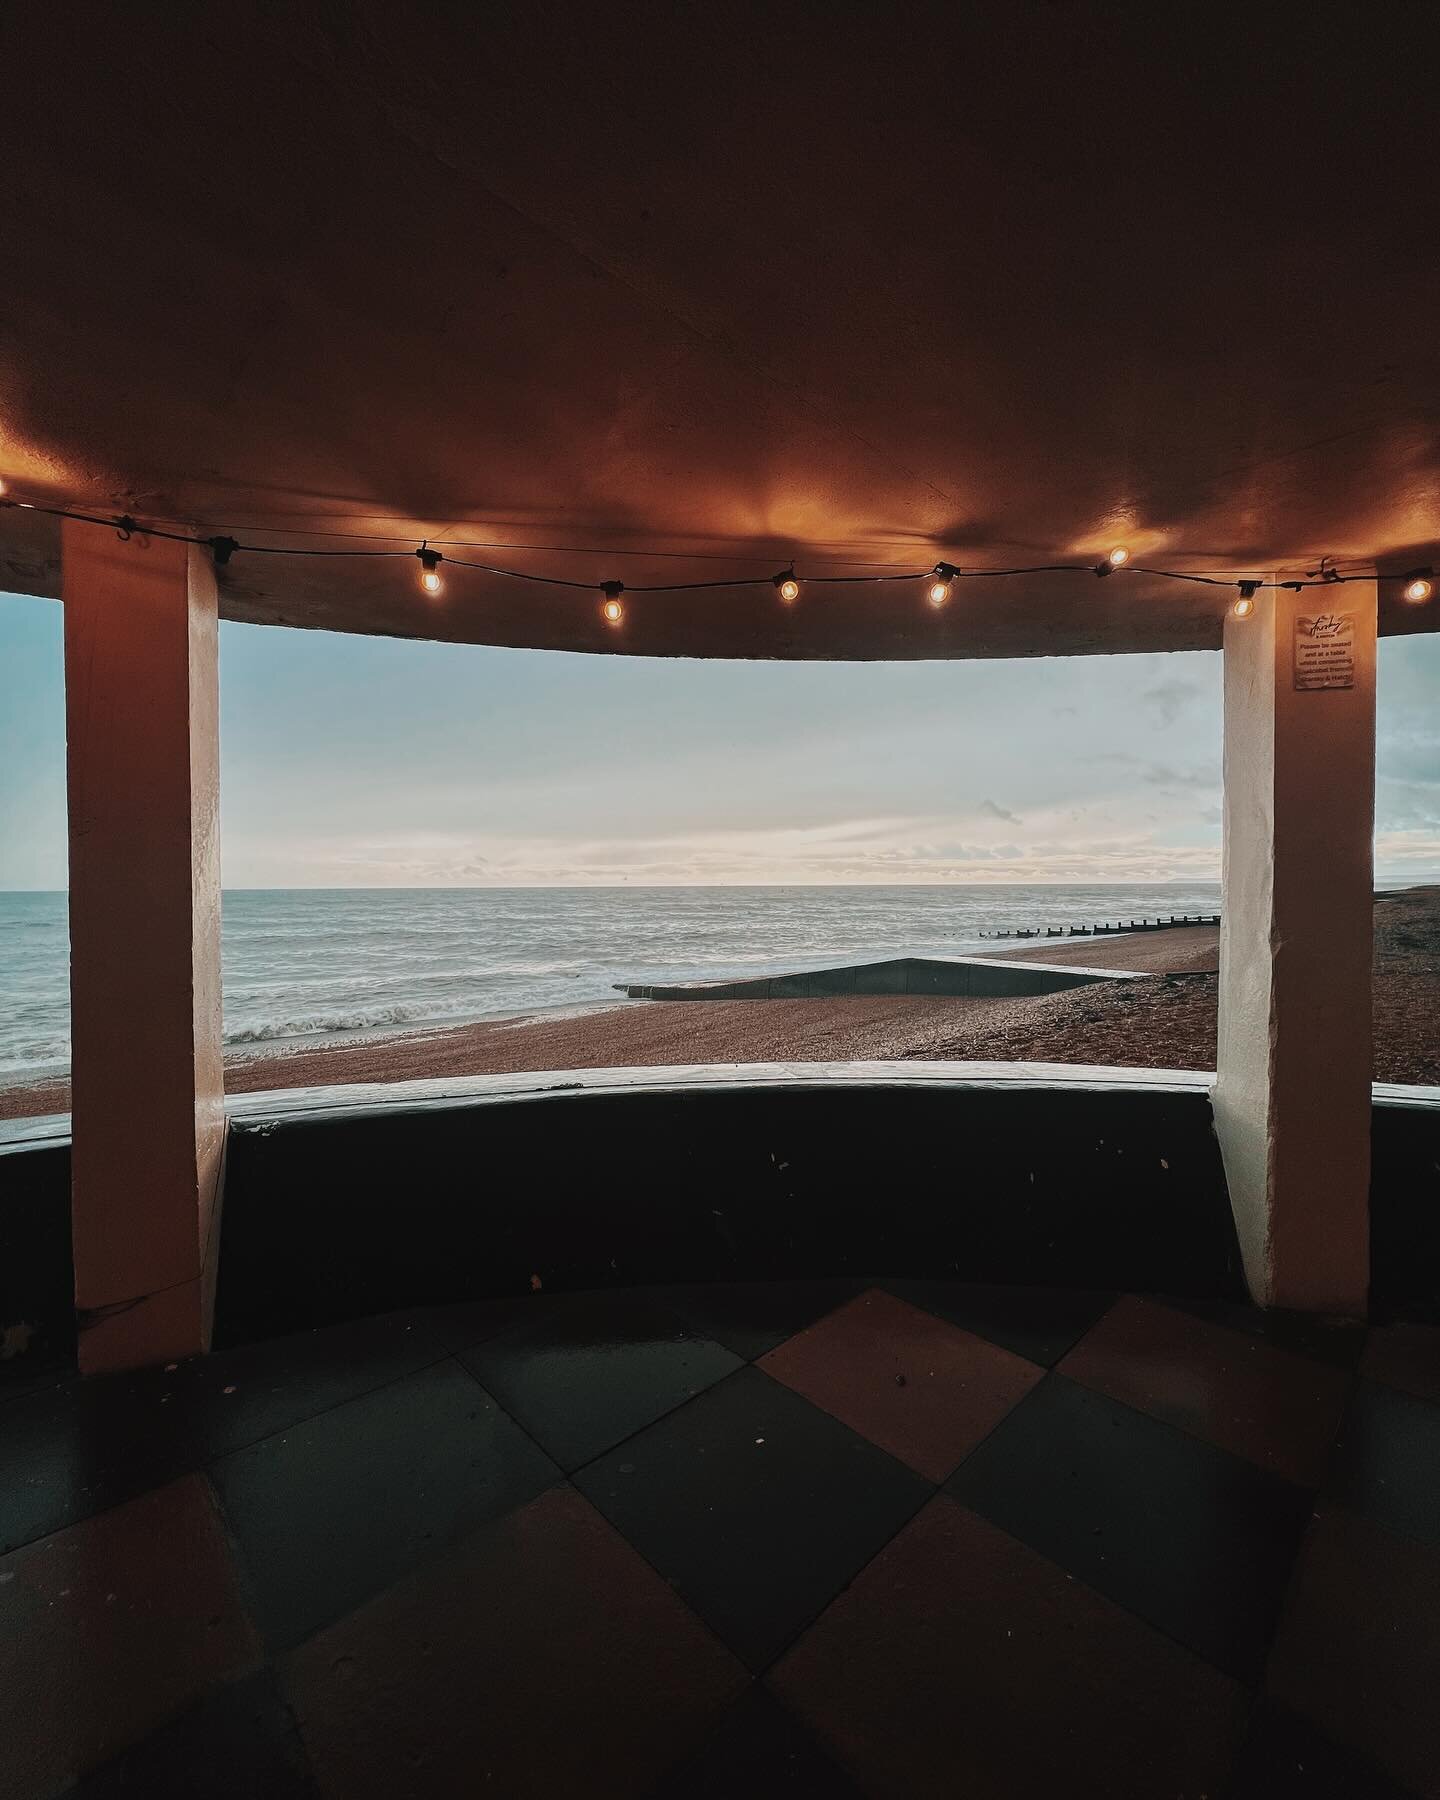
[619,955,1149,1003]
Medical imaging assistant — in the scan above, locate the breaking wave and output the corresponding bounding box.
[224,1003,431,1045]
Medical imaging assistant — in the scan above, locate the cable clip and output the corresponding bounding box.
[114,514,137,541]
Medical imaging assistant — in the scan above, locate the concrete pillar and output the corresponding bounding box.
[63,520,225,1373]
[1214,578,1376,1316]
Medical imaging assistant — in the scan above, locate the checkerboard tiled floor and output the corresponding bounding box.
[3,1282,1438,1797]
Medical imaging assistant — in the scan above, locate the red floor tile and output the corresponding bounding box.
[283,1485,747,1798]
[1360,1323,1440,1408]
[0,1474,260,1800]
[1267,1505,1440,1800]
[758,1289,1042,1481]
[771,1496,1248,1800]
[1058,1295,1352,1485]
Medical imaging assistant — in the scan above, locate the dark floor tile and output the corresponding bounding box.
[411,1291,564,1353]
[1267,1506,1440,1800]
[1058,1296,1352,1486]
[63,1670,319,1798]
[574,1366,930,1671]
[647,1685,865,1798]
[0,1339,76,1405]
[885,1280,1114,1366]
[656,1281,863,1362]
[946,1375,1311,1682]
[0,1474,260,1800]
[283,1485,746,1799]
[771,1496,1247,1800]
[0,1309,446,1555]
[1360,1321,1440,1408]
[760,1288,1042,1481]
[1229,1700,1422,1800]
[1162,1295,1367,1372]
[1328,1378,1440,1550]
[211,1358,559,1651]
[461,1291,743,1470]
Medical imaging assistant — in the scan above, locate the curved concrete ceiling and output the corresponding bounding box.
[1,1,1437,658]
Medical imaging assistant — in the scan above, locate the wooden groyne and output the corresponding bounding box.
[977,914,1220,941]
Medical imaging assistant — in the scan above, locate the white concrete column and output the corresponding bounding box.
[1215,577,1376,1315]
[62,519,225,1373]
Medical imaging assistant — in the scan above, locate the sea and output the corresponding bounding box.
[0,883,1223,1081]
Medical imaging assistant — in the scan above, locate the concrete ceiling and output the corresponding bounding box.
[1,1,1438,659]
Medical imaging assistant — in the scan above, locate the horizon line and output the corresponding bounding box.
[6,877,1436,895]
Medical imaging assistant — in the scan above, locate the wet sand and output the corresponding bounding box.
[3,895,1435,1120]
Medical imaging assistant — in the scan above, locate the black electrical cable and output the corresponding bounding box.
[0,496,1411,595]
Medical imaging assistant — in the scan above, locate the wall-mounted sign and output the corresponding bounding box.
[1294,611,1355,690]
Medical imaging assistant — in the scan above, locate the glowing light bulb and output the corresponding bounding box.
[927,563,957,607]
[773,570,800,603]
[0,477,6,495]
[1402,570,1433,605]
[1232,595,1255,619]
[1093,545,1132,577]
[602,597,624,624]
[416,546,443,596]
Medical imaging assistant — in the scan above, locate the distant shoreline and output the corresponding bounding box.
[5,902,1437,1119]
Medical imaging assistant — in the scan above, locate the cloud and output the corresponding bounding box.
[244,814,1231,888]
[1141,679,1200,727]
[1139,763,1220,792]
[1082,752,1218,794]
[978,799,1022,825]
[1375,828,1440,868]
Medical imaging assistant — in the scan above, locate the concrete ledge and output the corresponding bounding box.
[620,954,1149,1002]
[5,1066,1437,1368]
[5,1066,1437,1149]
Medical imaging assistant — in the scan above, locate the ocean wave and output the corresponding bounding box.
[0,1038,70,1071]
[224,1003,431,1044]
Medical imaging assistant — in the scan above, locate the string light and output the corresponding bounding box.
[2,495,1432,626]
[416,544,443,596]
[1093,545,1130,577]
[927,563,957,607]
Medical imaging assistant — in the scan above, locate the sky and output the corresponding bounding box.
[2,590,1438,888]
